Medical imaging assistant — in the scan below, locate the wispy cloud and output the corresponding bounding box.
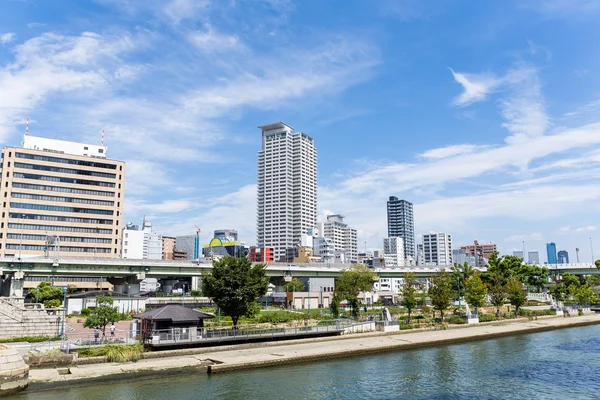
[0,33,16,44]
[418,144,490,160]
[505,233,543,242]
[188,25,242,52]
[449,68,500,106]
[559,225,598,234]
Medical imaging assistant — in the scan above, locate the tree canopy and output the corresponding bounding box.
[506,276,526,316]
[334,264,377,317]
[30,281,63,307]
[400,272,418,322]
[575,284,598,306]
[202,256,269,328]
[283,278,305,293]
[487,271,507,317]
[465,270,487,310]
[83,296,120,337]
[428,269,455,321]
[451,262,475,295]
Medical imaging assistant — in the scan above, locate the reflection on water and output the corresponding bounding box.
[8,325,600,400]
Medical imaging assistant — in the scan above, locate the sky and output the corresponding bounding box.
[1,0,600,263]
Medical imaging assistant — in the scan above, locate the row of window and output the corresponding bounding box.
[9,212,114,225]
[14,162,117,179]
[13,172,116,188]
[11,192,115,207]
[8,223,113,234]
[5,244,112,253]
[15,152,119,170]
[7,233,112,244]
[11,182,115,197]
[10,202,115,215]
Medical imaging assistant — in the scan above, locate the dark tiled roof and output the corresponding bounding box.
[134,305,214,323]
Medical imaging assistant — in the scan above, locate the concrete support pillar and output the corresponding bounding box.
[6,272,25,298]
[191,276,201,291]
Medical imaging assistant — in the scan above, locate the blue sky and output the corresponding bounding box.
[1,0,600,262]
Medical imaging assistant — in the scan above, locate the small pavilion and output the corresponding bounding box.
[134,305,214,346]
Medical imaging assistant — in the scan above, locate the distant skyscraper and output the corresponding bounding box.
[387,197,415,262]
[546,242,557,264]
[557,250,569,264]
[422,233,452,265]
[257,122,317,262]
[322,214,357,261]
[513,251,524,259]
[528,251,540,264]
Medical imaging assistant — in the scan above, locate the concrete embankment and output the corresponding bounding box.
[27,314,600,390]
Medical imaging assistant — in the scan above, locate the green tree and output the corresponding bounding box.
[283,278,305,293]
[400,272,418,323]
[506,276,526,316]
[335,264,377,318]
[485,253,525,285]
[428,269,455,322]
[549,283,567,303]
[487,272,507,318]
[465,270,487,311]
[83,296,120,338]
[575,284,598,306]
[595,260,600,270]
[29,281,63,307]
[561,273,581,289]
[523,265,549,293]
[585,275,600,287]
[189,289,202,297]
[330,293,341,318]
[451,262,475,295]
[202,256,269,329]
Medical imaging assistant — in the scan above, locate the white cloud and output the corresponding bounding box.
[449,68,500,106]
[0,33,16,44]
[559,225,598,234]
[189,25,241,52]
[505,233,543,242]
[418,144,489,160]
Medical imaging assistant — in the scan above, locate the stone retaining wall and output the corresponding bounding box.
[0,345,29,397]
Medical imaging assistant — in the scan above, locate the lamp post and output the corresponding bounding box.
[61,286,67,339]
[590,238,595,264]
[307,279,311,314]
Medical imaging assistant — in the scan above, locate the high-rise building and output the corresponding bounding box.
[322,214,357,262]
[422,233,452,265]
[460,240,497,261]
[257,122,317,262]
[175,235,200,260]
[528,251,540,264]
[453,249,477,267]
[0,135,125,258]
[386,197,415,262]
[383,237,405,266]
[546,242,557,264]
[557,250,569,264]
[214,229,238,241]
[121,220,161,259]
[162,235,176,260]
[513,251,524,259]
[417,243,425,266]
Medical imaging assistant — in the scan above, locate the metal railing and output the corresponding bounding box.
[145,320,345,346]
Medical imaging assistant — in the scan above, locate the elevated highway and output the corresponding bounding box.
[0,257,597,297]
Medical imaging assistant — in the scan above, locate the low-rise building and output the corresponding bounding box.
[121,220,162,259]
[249,247,274,263]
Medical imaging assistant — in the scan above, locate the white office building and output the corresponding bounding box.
[257,122,317,262]
[422,233,452,265]
[322,214,357,262]
[313,237,334,263]
[121,220,162,260]
[383,237,405,267]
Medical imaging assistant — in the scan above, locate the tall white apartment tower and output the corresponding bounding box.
[422,232,452,265]
[257,122,317,262]
[323,214,358,262]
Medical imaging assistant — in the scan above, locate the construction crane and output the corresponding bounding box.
[194,225,201,236]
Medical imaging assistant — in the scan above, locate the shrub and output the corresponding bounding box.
[190,290,202,297]
[80,308,91,316]
[0,336,60,343]
[45,299,61,308]
[76,344,144,362]
[478,314,497,323]
[446,315,467,325]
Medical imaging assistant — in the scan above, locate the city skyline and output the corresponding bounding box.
[1,1,600,261]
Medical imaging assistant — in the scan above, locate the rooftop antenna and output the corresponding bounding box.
[25,117,29,136]
[101,129,105,146]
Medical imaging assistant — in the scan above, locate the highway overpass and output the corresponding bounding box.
[0,256,597,297]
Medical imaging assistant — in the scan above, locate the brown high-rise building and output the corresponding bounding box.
[162,235,176,260]
[0,135,125,258]
[460,239,497,261]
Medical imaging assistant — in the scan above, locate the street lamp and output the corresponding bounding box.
[61,286,67,339]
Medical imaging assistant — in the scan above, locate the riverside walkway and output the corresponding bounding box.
[28,313,600,387]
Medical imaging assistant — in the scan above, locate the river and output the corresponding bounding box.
[8,325,600,399]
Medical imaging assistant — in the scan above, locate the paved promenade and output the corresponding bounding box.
[29,314,600,388]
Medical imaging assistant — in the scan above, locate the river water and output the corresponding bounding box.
[8,325,600,400]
